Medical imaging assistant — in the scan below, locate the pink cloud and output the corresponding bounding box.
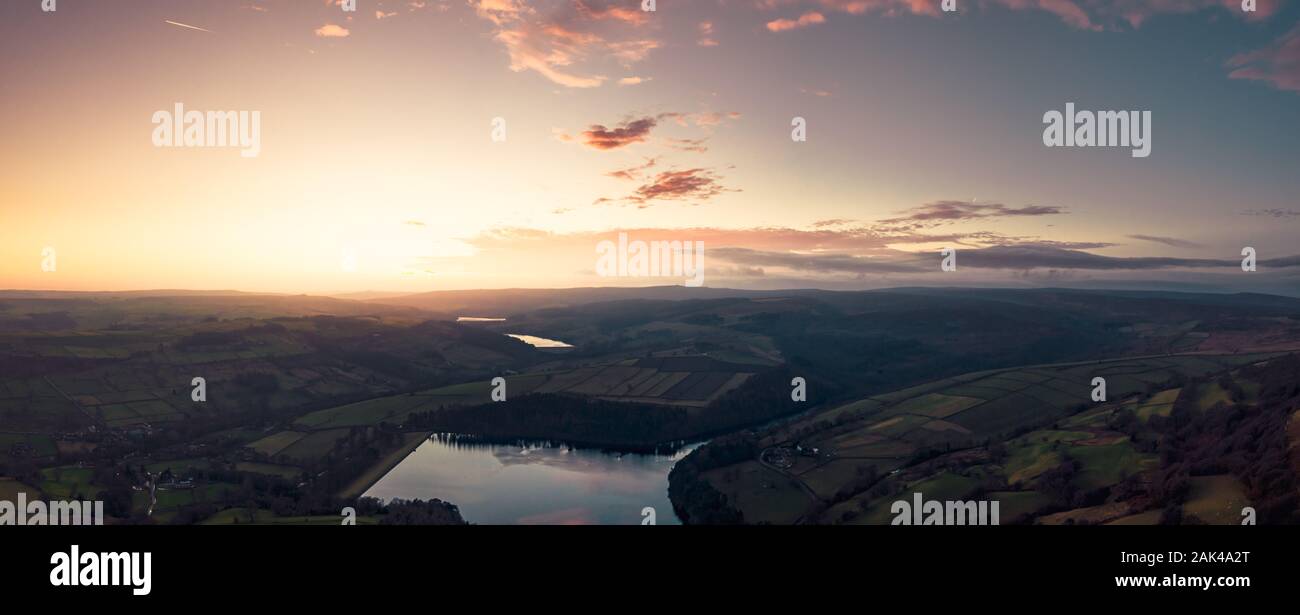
[755,0,1277,30]
[314,23,350,37]
[470,0,659,88]
[767,11,826,32]
[1227,24,1300,93]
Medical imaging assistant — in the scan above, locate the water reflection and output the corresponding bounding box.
[364,434,697,525]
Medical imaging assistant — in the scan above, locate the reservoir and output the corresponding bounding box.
[363,435,697,524]
[506,334,573,348]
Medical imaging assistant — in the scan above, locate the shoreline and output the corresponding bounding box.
[337,431,431,501]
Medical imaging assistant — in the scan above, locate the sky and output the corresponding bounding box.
[1,0,1298,295]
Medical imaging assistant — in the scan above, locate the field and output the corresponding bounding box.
[701,460,813,525]
[38,466,100,499]
[710,351,1280,524]
[0,478,40,501]
[521,357,757,408]
[1183,475,1249,524]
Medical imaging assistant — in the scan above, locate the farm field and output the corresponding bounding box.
[698,351,1284,525]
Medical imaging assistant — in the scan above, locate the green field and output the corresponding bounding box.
[721,352,1276,524]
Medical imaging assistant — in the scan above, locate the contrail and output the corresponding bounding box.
[165,20,212,33]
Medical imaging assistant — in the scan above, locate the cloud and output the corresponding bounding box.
[1242,208,1300,218]
[560,111,739,150]
[666,137,709,153]
[985,0,1097,30]
[1094,0,1278,28]
[955,244,1237,270]
[712,246,927,274]
[604,168,734,207]
[469,0,659,88]
[709,243,1300,275]
[698,21,719,47]
[1127,234,1204,249]
[877,200,1065,230]
[446,223,1300,291]
[605,157,659,180]
[575,116,659,150]
[1227,24,1300,93]
[767,11,826,32]
[754,0,1275,31]
[575,0,650,26]
[618,76,650,85]
[315,23,350,37]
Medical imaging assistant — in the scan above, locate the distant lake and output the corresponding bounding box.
[456,316,507,322]
[507,334,573,348]
[364,435,697,525]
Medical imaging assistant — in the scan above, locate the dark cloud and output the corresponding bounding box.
[1242,208,1300,218]
[958,245,1234,270]
[626,168,732,206]
[709,244,1300,275]
[565,111,739,151]
[878,200,1066,230]
[711,246,927,274]
[577,116,658,150]
[1127,234,1204,249]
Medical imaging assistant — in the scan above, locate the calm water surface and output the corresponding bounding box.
[364,435,698,524]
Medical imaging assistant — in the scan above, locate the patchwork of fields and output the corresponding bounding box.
[286,355,760,433]
[702,352,1279,525]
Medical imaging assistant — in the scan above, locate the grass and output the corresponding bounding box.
[337,432,431,500]
[891,393,983,419]
[234,462,303,480]
[849,471,983,525]
[987,490,1051,521]
[1135,388,1179,422]
[0,478,40,501]
[278,429,350,462]
[38,467,98,499]
[294,395,427,430]
[1183,475,1249,524]
[1068,440,1156,491]
[154,483,233,510]
[703,460,812,525]
[145,458,210,474]
[247,431,306,457]
[1194,382,1234,411]
[0,432,57,456]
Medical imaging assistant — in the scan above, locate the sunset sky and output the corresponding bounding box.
[2,0,1298,295]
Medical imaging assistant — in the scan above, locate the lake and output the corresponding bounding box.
[506,334,573,348]
[364,435,697,525]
